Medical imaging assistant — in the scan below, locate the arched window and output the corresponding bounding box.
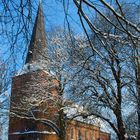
[85,130,87,140]
[71,128,74,139]
[19,137,25,140]
[78,130,82,140]
[90,132,93,140]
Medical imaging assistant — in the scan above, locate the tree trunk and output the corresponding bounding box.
[58,108,66,140]
[115,106,126,140]
[117,119,126,140]
[115,73,126,140]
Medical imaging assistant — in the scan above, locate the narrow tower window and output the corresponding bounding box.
[78,130,82,140]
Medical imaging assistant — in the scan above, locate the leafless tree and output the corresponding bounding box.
[61,1,140,140]
[0,0,140,139]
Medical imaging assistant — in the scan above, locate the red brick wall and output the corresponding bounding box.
[100,131,110,140]
[9,70,60,140]
[66,120,110,140]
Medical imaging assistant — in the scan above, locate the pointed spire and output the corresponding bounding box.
[26,3,47,64]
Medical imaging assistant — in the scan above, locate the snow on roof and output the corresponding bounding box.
[15,60,58,77]
[64,103,110,133]
[16,61,49,76]
[9,131,56,135]
[64,104,85,117]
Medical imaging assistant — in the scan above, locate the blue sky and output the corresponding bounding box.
[41,0,83,33]
[0,0,84,68]
[41,0,97,34]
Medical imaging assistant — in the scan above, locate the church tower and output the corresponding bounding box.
[8,3,60,140]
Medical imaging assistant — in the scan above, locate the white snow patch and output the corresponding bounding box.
[64,104,110,133]
[9,131,56,135]
[15,61,54,77]
[64,104,85,117]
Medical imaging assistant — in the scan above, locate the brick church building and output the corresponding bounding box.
[8,3,110,140]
